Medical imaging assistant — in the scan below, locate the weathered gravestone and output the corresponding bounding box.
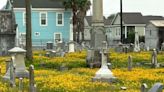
[141,83,148,92]
[92,41,115,82]
[161,42,164,51]
[148,83,163,92]
[128,55,133,71]
[140,42,145,51]
[19,77,23,92]
[151,49,159,68]
[134,31,140,52]
[86,49,101,68]
[8,47,29,78]
[29,65,36,92]
[115,42,124,53]
[0,10,16,56]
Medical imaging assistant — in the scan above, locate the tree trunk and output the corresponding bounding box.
[25,0,33,61]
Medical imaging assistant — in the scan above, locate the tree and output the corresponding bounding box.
[25,0,33,61]
[63,0,91,43]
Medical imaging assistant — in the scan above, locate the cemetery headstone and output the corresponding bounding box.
[29,65,35,92]
[115,42,124,53]
[8,47,29,78]
[148,83,163,92]
[161,42,164,51]
[134,31,140,52]
[19,77,23,92]
[92,41,115,82]
[128,55,133,71]
[10,59,16,87]
[140,42,145,51]
[151,49,158,68]
[141,83,148,92]
[0,10,16,56]
[129,43,134,52]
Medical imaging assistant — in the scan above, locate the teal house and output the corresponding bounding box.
[5,0,72,48]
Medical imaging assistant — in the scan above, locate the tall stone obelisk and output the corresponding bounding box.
[91,0,106,50]
[91,0,115,82]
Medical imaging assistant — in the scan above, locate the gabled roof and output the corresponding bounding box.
[149,20,164,27]
[112,12,145,24]
[12,0,64,8]
[143,16,164,24]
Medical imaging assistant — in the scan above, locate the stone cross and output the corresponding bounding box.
[19,77,23,92]
[128,55,132,71]
[148,83,163,92]
[151,49,158,68]
[134,31,140,52]
[141,83,148,92]
[29,65,35,92]
[92,41,115,82]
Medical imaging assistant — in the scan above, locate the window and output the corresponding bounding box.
[56,13,64,26]
[35,32,40,36]
[23,12,26,26]
[40,12,47,26]
[54,33,62,43]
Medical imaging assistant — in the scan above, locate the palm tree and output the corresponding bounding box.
[63,0,91,43]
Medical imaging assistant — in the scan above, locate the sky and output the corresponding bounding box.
[1,0,164,17]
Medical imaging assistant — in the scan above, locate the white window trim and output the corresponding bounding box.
[54,32,62,43]
[56,12,64,26]
[40,12,48,26]
[34,32,40,36]
[23,12,26,26]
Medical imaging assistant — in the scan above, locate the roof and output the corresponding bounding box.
[150,20,164,27]
[121,12,144,24]
[143,16,164,24]
[85,16,111,26]
[12,0,64,8]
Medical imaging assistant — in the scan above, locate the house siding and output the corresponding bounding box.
[14,9,71,46]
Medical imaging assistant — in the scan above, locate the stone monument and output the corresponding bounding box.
[68,17,75,52]
[134,31,140,52]
[91,0,106,49]
[7,47,29,78]
[86,0,106,67]
[92,41,115,82]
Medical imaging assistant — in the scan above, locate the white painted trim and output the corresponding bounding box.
[39,12,48,26]
[54,32,62,44]
[14,8,65,11]
[56,12,64,26]
[23,12,26,26]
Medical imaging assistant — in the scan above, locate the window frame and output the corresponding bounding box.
[54,32,62,43]
[56,12,64,26]
[40,12,48,26]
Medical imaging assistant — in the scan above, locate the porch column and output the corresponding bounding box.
[125,26,127,38]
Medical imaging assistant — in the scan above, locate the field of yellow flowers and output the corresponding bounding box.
[0,50,164,92]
